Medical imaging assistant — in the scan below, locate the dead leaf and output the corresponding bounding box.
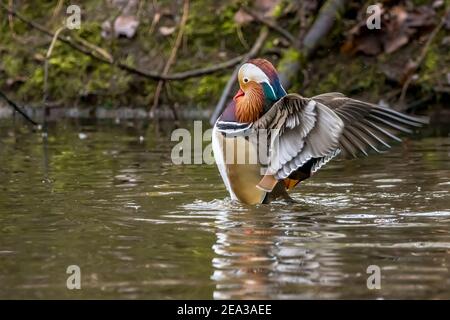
[33,53,45,62]
[101,15,140,39]
[354,34,383,55]
[257,0,281,18]
[432,0,444,9]
[115,15,139,38]
[384,34,409,54]
[383,5,434,53]
[6,76,27,86]
[405,6,435,28]
[234,0,281,25]
[342,4,437,56]
[159,26,176,36]
[234,9,253,25]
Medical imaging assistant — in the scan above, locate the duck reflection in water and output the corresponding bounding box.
[210,205,347,299]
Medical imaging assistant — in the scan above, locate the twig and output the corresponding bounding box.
[7,0,16,37]
[151,0,189,114]
[242,7,296,45]
[137,0,145,18]
[43,26,66,105]
[148,0,160,34]
[0,3,248,81]
[399,10,449,104]
[236,25,250,50]
[209,27,269,125]
[0,90,38,126]
[51,0,64,20]
[74,36,114,62]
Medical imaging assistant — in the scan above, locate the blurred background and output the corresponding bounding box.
[0,0,449,123]
[0,0,449,300]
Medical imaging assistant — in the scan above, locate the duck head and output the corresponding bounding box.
[233,58,287,123]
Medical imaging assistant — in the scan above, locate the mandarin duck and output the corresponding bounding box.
[212,59,428,204]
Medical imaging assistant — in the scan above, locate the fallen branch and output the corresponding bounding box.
[0,90,38,126]
[302,0,347,57]
[279,0,347,88]
[151,0,189,115]
[43,26,66,105]
[75,36,114,62]
[209,27,269,125]
[0,2,248,81]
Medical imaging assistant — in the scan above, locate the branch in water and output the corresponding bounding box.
[0,90,38,126]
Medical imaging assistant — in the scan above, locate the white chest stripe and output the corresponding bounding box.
[212,126,237,200]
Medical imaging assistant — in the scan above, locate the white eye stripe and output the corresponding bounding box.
[239,63,276,97]
[239,63,269,83]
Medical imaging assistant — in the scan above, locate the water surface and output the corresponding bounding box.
[0,119,449,299]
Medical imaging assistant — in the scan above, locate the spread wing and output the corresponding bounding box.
[252,93,428,181]
[312,92,429,158]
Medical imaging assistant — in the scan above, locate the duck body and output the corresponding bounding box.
[212,59,428,204]
[212,59,290,204]
[212,124,266,204]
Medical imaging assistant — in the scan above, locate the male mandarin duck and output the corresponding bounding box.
[212,58,428,204]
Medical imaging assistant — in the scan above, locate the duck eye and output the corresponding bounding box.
[243,77,249,83]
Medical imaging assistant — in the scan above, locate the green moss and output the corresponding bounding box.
[77,21,104,45]
[2,55,23,76]
[272,1,287,18]
[0,0,447,110]
[277,48,303,90]
[170,73,229,108]
[423,47,438,73]
[280,48,302,65]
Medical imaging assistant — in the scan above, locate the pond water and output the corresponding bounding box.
[0,119,449,299]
